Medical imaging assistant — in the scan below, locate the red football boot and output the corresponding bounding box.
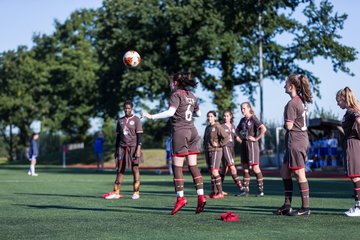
[212,193,224,199]
[195,195,206,214]
[170,197,188,215]
[102,192,113,198]
[205,192,216,199]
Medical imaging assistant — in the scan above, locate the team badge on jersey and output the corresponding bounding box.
[129,120,135,125]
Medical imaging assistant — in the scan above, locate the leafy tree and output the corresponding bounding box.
[97,0,169,117]
[0,9,99,160]
[96,0,356,144]
[0,47,49,160]
[201,0,357,110]
[97,0,356,114]
[1,0,356,159]
[32,9,99,141]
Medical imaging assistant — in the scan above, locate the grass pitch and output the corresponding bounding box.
[0,165,359,240]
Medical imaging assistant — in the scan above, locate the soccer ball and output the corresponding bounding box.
[123,50,141,68]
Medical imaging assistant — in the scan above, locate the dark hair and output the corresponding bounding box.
[123,100,133,108]
[222,110,233,123]
[31,132,39,140]
[172,72,197,89]
[287,74,313,104]
[207,110,217,117]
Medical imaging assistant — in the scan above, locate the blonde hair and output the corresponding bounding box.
[241,102,255,115]
[336,87,360,113]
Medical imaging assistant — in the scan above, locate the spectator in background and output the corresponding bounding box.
[319,134,329,167]
[306,139,316,171]
[328,132,338,167]
[165,135,173,175]
[94,131,105,171]
[27,133,39,176]
[311,138,320,168]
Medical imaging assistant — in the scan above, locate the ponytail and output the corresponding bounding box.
[287,74,313,104]
[172,72,197,89]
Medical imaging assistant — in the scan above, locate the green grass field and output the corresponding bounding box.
[1,165,359,240]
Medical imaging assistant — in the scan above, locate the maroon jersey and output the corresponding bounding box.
[236,115,263,140]
[342,110,360,177]
[169,89,199,129]
[236,115,263,166]
[283,96,309,151]
[203,122,229,152]
[221,123,236,147]
[284,96,308,132]
[342,110,360,140]
[116,115,143,147]
[283,96,309,169]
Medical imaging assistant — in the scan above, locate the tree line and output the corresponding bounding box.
[0,0,357,161]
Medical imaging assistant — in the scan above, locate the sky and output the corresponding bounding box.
[0,0,359,134]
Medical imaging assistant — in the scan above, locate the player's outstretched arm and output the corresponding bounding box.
[142,107,176,120]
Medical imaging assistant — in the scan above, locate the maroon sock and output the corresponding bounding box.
[188,165,203,191]
[255,172,264,193]
[211,176,217,194]
[243,171,251,192]
[173,165,184,192]
[353,181,360,201]
[214,175,223,194]
[232,174,243,189]
[283,178,293,206]
[299,181,310,208]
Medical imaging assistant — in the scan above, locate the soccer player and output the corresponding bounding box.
[142,72,206,215]
[219,110,244,195]
[274,74,312,216]
[203,111,230,199]
[336,87,360,217]
[104,100,143,200]
[27,132,39,176]
[236,102,267,197]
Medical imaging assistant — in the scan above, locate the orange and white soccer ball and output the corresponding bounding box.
[123,50,141,68]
